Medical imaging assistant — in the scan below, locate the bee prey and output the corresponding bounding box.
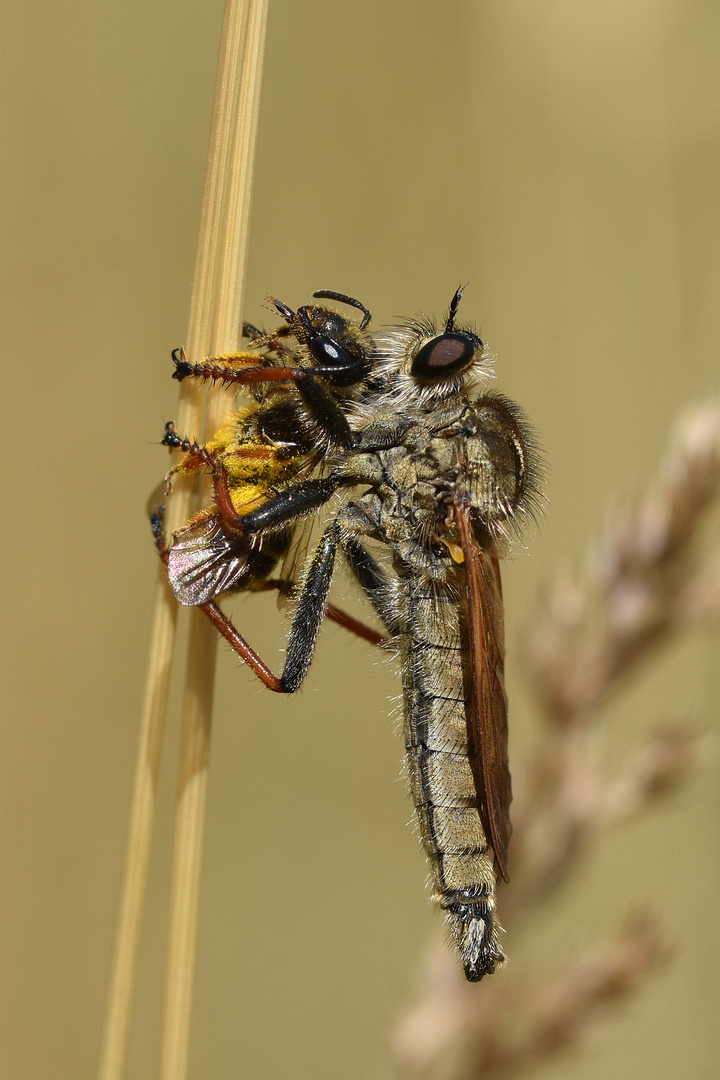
[152,287,540,979]
[150,290,379,656]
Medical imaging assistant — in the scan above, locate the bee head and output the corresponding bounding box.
[271,291,373,389]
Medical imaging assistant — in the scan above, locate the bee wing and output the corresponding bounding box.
[455,502,512,882]
[167,513,255,605]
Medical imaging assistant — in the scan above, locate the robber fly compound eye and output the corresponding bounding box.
[410,331,481,383]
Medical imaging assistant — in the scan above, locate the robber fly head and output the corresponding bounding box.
[375,285,493,404]
[270,290,373,389]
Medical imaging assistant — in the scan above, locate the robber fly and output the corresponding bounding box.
[152,287,540,980]
[339,292,540,978]
[257,287,541,978]
[150,290,378,634]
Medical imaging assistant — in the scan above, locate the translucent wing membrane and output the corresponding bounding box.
[167,514,257,605]
[455,502,512,882]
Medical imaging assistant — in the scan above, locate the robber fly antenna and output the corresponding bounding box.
[313,290,372,330]
[445,284,468,333]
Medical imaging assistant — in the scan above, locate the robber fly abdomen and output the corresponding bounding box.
[402,576,505,978]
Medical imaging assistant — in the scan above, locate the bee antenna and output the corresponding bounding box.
[270,296,296,324]
[296,306,314,337]
[445,284,468,332]
[312,290,372,329]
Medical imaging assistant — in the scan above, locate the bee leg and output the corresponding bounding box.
[241,321,296,349]
[289,369,353,448]
[241,320,293,345]
[170,358,354,449]
[148,480,171,561]
[145,533,304,694]
[147,510,323,696]
[241,322,263,339]
[147,441,210,559]
[212,472,340,534]
[149,425,223,564]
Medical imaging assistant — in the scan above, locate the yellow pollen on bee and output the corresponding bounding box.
[228,482,277,515]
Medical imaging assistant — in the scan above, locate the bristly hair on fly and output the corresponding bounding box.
[466,390,547,555]
[371,296,496,409]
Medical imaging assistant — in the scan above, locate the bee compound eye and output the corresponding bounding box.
[308,334,346,366]
[410,333,477,383]
[307,334,363,387]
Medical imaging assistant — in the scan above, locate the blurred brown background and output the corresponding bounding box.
[1,0,718,1077]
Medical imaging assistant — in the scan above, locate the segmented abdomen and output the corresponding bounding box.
[402,577,505,980]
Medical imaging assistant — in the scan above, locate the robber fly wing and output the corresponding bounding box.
[274,509,319,606]
[167,513,255,606]
[455,502,512,883]
[273,453,331,608]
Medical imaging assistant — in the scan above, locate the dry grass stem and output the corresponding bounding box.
[98,3,269,1079]
[158,613,217,1080]
[390,400,718,1080]
[159,2,269,1078]
[97,580,178,1080]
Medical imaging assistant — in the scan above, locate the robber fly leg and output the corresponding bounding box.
[162,420,341,534]
[147,496,341,693]
[148,424,211,560]
[198,600,285,692]
[280,522,341,692]
[261,580,388,647]
[343,537,405,637]
[215,475,340,533]
[192,522,342,693]
[170,347,262,383]
[322,604,387,646]
[160,424,242,527]
[161,423,229,487]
